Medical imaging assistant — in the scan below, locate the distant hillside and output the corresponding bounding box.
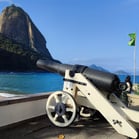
[89,64,130,76]
[114,70,129,75]
[89,64,109,72]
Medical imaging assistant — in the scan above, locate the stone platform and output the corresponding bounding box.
[0,115,128,139]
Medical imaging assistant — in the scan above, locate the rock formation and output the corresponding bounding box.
[0,5,58,71]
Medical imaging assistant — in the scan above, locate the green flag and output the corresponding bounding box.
[128,33,136,46]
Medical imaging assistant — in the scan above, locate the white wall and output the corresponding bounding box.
[0,98,47,127]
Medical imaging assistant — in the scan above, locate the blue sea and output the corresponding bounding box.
[0,72,138,95]
[0,72,63,94]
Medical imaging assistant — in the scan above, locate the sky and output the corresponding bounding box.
[0,0,139,73]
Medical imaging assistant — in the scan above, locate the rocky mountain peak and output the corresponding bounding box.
[0,4,52,59]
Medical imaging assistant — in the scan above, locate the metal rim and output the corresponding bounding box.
[46,91,77,127]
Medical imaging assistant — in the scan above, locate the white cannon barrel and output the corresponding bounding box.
[36,59,120,93]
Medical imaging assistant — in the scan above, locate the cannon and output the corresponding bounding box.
[36,59,139,139]
[36,59,121,93]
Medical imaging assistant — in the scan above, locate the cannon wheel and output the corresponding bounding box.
[46,91,77,127]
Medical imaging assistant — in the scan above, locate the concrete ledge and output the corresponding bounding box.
[0,92,50,106]
[0,93,50,127]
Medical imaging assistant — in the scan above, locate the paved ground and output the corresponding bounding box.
[0,115,128,139]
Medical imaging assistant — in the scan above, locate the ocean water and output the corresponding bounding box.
[118,75,139,83]
[0,72,138,95]
[0,72,63,94]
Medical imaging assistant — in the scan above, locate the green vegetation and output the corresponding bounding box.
[134,84,139,95]
[0,33,47,71]
[0,33,44,62]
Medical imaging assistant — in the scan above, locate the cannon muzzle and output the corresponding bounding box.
[36,59,121,93]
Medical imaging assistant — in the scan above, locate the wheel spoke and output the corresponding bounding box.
[66,107,74,112]
[62,114,68,123]
[53,113,58,121]
[48,105,55,110]
[54,95,60,103]
[62,95,69,104]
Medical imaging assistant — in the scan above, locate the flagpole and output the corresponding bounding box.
[128,32,136,85]
[133,44,136,84]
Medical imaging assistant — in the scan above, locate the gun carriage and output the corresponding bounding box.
[37,59,139,139]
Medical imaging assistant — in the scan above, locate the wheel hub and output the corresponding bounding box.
[55,102,66,116]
